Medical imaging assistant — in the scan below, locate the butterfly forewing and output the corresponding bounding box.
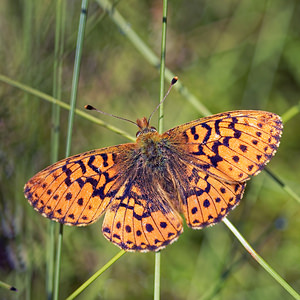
[164,110,282,183]
[24,144,134,225]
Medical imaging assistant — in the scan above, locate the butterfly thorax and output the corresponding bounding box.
[134,118,182,176]
[136,130,170,170]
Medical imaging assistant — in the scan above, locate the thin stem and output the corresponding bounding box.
[154,2,168,299]
[154,252,161,300]
[95,0,211,116]
[223,217,300,300]
[53,225,63,300]
[264,168,300,204]
[46,223,55,300]
[47,1,66,299]
[66,250,126,300]
[23,1,34,299]
[66,0,89,157]
[51,0,64,163]
[158,0,168,134]
[0,74,135,141]
[0,280,17,292]
[53,1,89,299]
[281,102,300,123]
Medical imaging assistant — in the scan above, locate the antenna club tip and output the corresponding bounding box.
[171,76,178,85]
[85,104,94,110]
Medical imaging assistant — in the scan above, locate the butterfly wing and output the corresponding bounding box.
[163,110,282,229]
[24,110,283,250]
[163,110,282,183]
[24,144,135,226]
[102,178,183,252]
[171,158,246,228]
[24,142,183,252]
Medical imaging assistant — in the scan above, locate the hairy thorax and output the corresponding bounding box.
[135,131,172,172]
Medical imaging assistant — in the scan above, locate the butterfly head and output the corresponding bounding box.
[136,117,157,137]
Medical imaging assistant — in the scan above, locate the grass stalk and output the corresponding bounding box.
[241,0,294,108]
[154,251,161,300]
[0,73,135,141]
[264,168,300,204]
[53,1,89,299]
[22,2,34,299]
[223,217,300,300]
[158,0,168,134]
[95,0,211,116]
[46,223,55,300]
[47,1,66,299]
[66,250,126,300]
[154,1,169,299]
[65,0,89,157]
[281,102,300,123]
[53,225,63,300]
[0,280,17,292]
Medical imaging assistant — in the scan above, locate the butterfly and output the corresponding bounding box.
[24,109,282,252]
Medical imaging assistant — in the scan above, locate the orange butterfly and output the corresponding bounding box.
[24,107,282,252]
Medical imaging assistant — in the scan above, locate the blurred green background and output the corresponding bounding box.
[1,0,300,299]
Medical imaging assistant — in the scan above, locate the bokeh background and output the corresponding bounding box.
[1,0,300,299]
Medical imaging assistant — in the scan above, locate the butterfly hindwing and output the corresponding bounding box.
[102,179,183,252]
[178,164,246,228]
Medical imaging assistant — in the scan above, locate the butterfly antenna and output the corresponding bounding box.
[85,105,138,127]
[148,76,178,124]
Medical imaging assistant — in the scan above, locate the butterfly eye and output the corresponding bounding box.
[136,127,157,137]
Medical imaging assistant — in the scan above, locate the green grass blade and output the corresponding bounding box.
[53,1,89,299]
[51,0,65,163]
[264,167,300,204]
[22,1,34,299]
[46,223,55,300]
[0,280,17,292]
[223,217,300,300]
[281,102,300,123]
[154,1,169,298]
[66,0,89,157]
[47,1,66,299]
[158,0,168,134]
[154,251,161,300]
[95,0,211,116]
[0,74,135,141]
[66,250,126,300]
[241,1,294,108]
[53,225,63,300]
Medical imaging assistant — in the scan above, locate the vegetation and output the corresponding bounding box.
[0,0,299,299]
